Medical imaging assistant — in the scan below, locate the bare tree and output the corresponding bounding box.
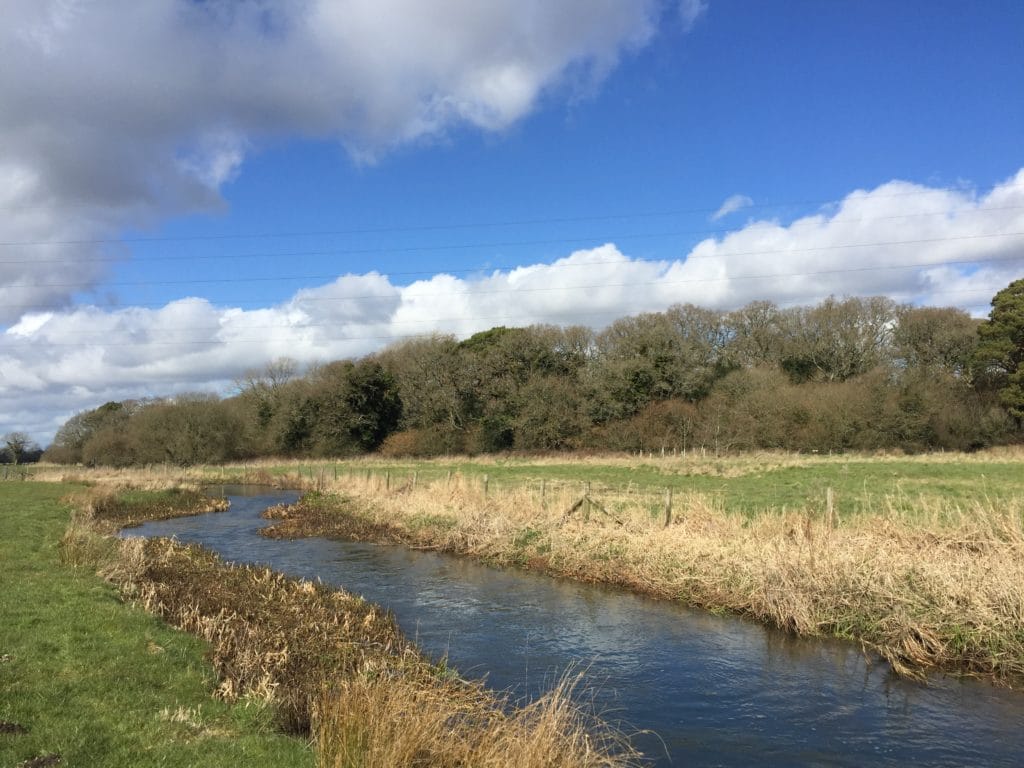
[3,431,35,465]
[236,357,298,396]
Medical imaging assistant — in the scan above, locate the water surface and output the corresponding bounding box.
[125,487,1024,766]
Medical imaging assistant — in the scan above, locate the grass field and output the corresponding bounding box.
[0,482,313,768]
[33,448,1024,514]
[34,448,1024,520]
[231,450,1022,513]
[23,449,1024,685]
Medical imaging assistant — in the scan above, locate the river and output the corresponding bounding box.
[124,486,1024,767]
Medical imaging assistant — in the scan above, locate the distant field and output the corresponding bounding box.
[178,449,1024,519]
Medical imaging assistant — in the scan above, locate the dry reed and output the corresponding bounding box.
[263,472,1024,683]
[315,671,632,768]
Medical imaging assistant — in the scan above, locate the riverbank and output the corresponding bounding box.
[10,482,636,767]
[260,470,1024,684]
[0,483,312,768]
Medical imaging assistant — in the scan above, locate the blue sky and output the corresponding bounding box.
[114,0,1022,308]
[1,0,1023,443]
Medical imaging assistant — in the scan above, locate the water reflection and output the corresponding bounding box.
[125,487,1024,767]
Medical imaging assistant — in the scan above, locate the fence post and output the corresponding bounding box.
[483,475,489,496]
[664,488,673,528]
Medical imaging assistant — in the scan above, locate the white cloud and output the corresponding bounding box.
[0,0,666,322]
[4,169,1023,445]
[678,0,709,31]
[710,193,753,221]
[679,169,1024,310]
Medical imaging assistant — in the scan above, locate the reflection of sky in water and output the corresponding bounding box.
[127,488,1024,767]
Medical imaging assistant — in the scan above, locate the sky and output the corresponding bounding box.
[1,0,1023,445]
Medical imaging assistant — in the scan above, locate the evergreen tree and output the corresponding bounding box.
[973,278,1024,419]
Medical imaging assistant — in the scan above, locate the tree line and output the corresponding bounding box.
[44,279,1024,466]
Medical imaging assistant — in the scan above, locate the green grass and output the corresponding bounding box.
[0,482,313,768]
[231,453,1024,518]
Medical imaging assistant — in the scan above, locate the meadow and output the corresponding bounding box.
[10,448,1024,765]
[193,449,1024,518]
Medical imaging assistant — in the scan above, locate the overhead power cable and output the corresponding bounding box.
[1,205,1022,265]
[3,230,1022,292]
[0,189,1017,247]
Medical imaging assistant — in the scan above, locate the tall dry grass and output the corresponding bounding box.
[315,672,632,768]
[264,471,1024,683]
[31,443,1024,492]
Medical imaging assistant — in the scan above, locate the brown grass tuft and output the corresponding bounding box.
[314,671,635,768]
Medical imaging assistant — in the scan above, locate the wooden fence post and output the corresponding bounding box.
[664,488,673,528]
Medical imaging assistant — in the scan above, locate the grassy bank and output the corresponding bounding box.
[14,482,636,767]
[0,482,312,768]
[259,458,1024,684]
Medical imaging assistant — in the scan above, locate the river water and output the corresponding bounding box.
[124,487,1024,766]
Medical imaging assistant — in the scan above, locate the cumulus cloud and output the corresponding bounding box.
[4,170,1023,444]
[0,0,665,322]
[679,169,1024,310]
[710,193,753,221]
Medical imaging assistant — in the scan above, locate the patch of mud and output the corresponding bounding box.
[19,754,62,768]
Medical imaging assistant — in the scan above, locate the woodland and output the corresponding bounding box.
[43,279,1024,466]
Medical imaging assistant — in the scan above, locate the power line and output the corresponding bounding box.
[3,230,1022,292]
[2,205,1021,266]
[0,189,1014,248]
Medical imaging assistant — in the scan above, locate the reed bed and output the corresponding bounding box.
[314,672,629,768]
[262,472,1024,683]
[59,485,637,766]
